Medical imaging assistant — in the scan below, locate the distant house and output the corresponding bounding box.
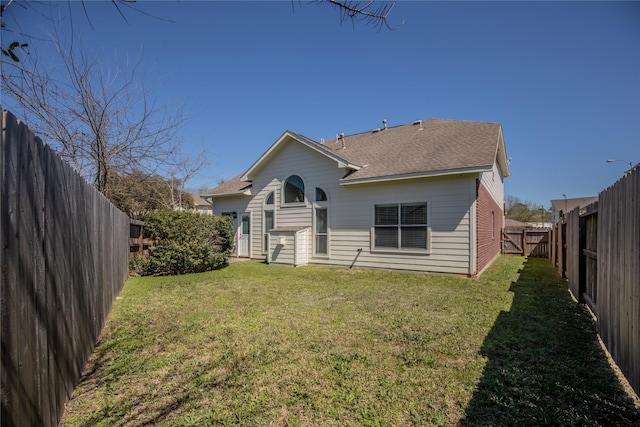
[550,196,597,223]
[504,218,552,229]
[202,118,510,276]
[191,194,213,215]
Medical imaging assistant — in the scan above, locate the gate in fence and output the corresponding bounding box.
[502,228,551,258]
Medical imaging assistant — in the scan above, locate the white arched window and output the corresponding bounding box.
[283,175,305,204]
[315,187,327,202]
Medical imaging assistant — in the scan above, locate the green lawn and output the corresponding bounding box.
[61,256,639,426]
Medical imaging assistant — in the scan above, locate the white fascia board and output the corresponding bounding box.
[496,127,510,178]
[242,131,360,181]
[339,166,491,186]
[209,190,252,198]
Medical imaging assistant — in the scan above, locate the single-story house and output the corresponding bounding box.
[202,118,510,276]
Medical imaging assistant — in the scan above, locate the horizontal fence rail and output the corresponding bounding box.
[1,110,130,426]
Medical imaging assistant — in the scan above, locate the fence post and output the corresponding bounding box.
[138,223,143,257]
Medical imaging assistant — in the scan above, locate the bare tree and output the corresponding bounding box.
[1,29,185,194]
[165,148,208,210]
[105,170,195,218]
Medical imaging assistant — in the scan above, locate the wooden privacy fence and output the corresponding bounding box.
[1,111,130,426]
[502,228,551,258]
[552,165,640,396]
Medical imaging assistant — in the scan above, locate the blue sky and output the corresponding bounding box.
[4,1,639,207]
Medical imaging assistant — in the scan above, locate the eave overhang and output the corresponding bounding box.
[206,189,252,198]
[340,165,492,186]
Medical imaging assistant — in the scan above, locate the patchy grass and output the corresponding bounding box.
[61,257,639,426]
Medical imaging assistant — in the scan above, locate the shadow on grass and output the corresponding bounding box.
[65,345,209,427]
[461,257,639,426]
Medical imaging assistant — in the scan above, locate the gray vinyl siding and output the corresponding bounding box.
[327,176,476,274]
[246,139,326,259]
[480,160,505,209]
[245,138,477,274]
[210,196,251,217]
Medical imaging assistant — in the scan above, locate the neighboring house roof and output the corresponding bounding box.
[201,174,253,197]
[191,194,212,208]
[210,118,509,195]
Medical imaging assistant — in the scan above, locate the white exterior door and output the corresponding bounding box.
[238,212,250,257]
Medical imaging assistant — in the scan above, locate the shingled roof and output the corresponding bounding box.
[322,118,508,183]
[201,174,252,197]
[204,118,508,197]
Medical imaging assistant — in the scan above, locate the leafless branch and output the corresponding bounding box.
[313,0,403,31]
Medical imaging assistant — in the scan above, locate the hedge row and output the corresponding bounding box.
[132,210,234,276]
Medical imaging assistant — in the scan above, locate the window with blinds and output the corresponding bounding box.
[374,203,428,250]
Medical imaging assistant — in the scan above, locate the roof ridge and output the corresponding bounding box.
[286,130,317,145]
[324,120,418,141]
[323,118,502,141]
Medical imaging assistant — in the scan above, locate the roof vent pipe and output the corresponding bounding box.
[339,132,345,149]
[382,119,387,130]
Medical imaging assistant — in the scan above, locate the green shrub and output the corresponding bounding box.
[136,210,234,276]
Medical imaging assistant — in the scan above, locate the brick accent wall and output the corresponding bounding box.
[477,180,504,274]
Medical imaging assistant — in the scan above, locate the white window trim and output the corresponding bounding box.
[263,191,276,255]
[491,210,495,240]
[238,210,252,259]
[263,209,275,255]
[313,204,330,258]
[370,200,432,255]
[281,174,308,207]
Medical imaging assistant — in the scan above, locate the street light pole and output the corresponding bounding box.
[606,159,633,174]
